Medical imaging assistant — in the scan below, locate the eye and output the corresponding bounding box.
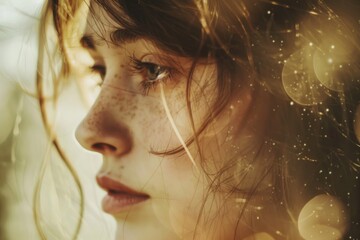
[146,64,167,81]
[90,64,106,80]
[141,62,170,82]
[130,56,175,94]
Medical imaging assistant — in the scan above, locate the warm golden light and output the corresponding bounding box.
[298,194,348,240]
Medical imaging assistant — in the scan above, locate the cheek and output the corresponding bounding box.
[161,165,207,236]
[137,85,192,150]
[136,99,178,150]
[115,95,138,118]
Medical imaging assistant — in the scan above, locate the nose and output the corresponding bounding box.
[75,97,132,157]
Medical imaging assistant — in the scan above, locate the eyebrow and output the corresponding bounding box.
[80,29,142,50]
[80,34,96,49]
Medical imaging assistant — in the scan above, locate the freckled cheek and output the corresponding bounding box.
[105,80,193,149]
[138,102,170,144]
[136,95,192,149]
[115,95,173,149]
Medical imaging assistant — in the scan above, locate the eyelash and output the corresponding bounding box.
[89,65,106,86]
[89,57,175,94]
[130,56,174,95]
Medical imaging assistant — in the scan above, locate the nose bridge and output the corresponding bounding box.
[75,87,134,157]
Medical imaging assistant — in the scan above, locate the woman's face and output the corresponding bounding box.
[74,3,272,240]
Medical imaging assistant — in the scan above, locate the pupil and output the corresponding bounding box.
[148,65,161,81]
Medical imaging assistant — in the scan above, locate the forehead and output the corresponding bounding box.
[82,0,209,58]
[83,1,139,47]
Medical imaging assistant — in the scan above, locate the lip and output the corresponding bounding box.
[96,175,150,214]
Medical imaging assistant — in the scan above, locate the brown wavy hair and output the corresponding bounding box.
[38,0,360,239]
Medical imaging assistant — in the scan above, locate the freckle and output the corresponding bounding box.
[111,95,118,101]
[129,112,135,119]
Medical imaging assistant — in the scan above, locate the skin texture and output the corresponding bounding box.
[74,5,277,240]
[69,2,355,239]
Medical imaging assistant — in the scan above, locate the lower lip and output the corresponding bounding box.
[102,192,149,214]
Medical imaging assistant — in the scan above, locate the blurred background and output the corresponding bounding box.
[0,0,116,239]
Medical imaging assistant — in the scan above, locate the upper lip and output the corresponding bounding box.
[96,175,150,197]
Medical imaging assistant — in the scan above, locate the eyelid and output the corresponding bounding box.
[88,50,106,74]
[130,56,173,77]
[134,54,180,76]
[90,64,106,75]
[128,54,180,95]
[88,53,106,79]
[81,41,104,63]
[136,53,180,69]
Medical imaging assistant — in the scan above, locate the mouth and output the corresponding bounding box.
[96,175,150,214]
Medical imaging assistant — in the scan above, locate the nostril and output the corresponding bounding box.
[92,143,117,153]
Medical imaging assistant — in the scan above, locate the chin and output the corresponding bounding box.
[113,205,181,240]
[115,222,180,240]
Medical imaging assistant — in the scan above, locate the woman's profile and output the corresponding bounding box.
[31,0,360,239]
